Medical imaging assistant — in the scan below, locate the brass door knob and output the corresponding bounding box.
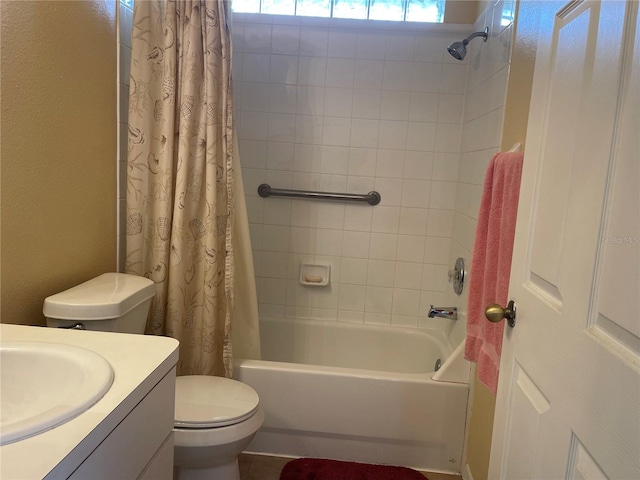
[484,300,516,328]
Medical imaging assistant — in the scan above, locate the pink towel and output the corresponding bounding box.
[465,151,524,395]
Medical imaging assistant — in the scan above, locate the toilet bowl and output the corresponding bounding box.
[43,273,264,480]
[173,375,264,480]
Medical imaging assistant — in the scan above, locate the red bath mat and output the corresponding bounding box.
[279,458,427,480]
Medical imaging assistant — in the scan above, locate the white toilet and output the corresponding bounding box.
[43,273,264,480]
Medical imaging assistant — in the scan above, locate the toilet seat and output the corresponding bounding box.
[174,375,260,429]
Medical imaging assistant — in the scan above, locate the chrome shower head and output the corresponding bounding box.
[447,27,489,61]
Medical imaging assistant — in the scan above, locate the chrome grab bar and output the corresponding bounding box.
[258,184,381,206]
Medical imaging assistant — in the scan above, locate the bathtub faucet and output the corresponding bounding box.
[428,306,458,320]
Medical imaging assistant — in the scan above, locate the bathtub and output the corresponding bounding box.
[234,317,470,473]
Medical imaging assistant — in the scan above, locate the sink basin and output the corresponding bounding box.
[0,341,114,445]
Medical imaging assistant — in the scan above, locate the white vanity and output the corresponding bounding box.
[0,324,179,479]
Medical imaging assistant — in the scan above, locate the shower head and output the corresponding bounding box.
[447,27,489,60]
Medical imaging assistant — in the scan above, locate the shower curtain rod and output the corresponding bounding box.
[258,184,381,206]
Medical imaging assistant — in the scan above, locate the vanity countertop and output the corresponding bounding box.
[0,324,179,479]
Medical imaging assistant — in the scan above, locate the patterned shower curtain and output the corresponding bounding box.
[126,0,235,377]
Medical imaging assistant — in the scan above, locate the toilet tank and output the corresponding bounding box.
[44,273,156,334]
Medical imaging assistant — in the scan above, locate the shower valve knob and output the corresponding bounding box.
[484,301,516,328]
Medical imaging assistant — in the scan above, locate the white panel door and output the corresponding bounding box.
[489,1,640,479]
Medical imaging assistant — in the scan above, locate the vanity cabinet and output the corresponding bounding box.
[66,369,176,480]
[0,325,179,480]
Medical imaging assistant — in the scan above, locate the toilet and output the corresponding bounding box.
[43,273,264,480]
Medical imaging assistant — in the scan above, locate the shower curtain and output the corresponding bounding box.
[126,0,259,376]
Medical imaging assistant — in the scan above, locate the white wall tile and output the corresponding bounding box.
[244,23,272,53]
[295,115,324,144]
[324,88,353,117]
[260,277,287,304]
[440,63,467,94]
[424,237,451,265]
[385,33,415,61]
[261,252,290,278]
[401,179,431,208]
[296,86,325,115]
[316,228,344,256]
[298,57,327,86]
[299,27,329,56]
[427,209,454,237]
[409,92,439,122]
[326,58,356,88]
[367,259,396,287]
[378,120,408,150]
[267,142,295,170]
[399,208,428,235]
[392,288,421,316]
[243,53,271,82]
[322,117,351,146]
[352,89,382,118]
[380,91,411,120]
[342,231,371,258]
[394,262,423,289]
[262,225,290,252]
[432,152,459,181]
[414,32,445,63]
[269,84,297,114]
[328,30,358,58]
[369,233,398,260]
[382,61,413,91]
[321,145,349,175]
[264,198,292,225]
[406,122,437,151]
[267,113,296,142]
[374,177,403,206]
[365,286,393,313]
[364,312,392,325]
[421,264,449,291]
[269,55,298,85]
[411,62,442,93]
[272,25,300,55]
[317,202,346,229]
[371,206,400,234]
[404,151,434,180]
[348,147,377,175]
[338,284,366,311]
[396,235,426,263]
[341,257,369,284]
[376,149,405,179]
[344,204,373,231]
[356,32,386,60]
[354,60,385,89]
[437,94,464,124]
[350,118,380,148]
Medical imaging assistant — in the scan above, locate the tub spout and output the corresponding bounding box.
[428,306,458,320]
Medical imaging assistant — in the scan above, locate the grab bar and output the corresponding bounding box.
[258,184,381,206]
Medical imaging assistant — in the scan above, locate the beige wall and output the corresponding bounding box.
[1,0,117,325]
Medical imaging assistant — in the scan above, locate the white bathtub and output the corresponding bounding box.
[234,317,470,473]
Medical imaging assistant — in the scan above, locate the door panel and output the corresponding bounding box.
[489,1,640,479]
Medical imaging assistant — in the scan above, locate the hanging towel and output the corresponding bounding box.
[465,151,524,395]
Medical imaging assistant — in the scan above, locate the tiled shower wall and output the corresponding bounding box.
[234,13,471,328]
[444,0,515,321]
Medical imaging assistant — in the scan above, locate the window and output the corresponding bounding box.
[232,0,446,23]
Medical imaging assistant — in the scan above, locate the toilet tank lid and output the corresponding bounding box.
[43,273,156,320]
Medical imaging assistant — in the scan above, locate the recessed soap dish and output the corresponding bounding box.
[299,263,330,287]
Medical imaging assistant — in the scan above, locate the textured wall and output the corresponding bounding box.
[1,0,117,325]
